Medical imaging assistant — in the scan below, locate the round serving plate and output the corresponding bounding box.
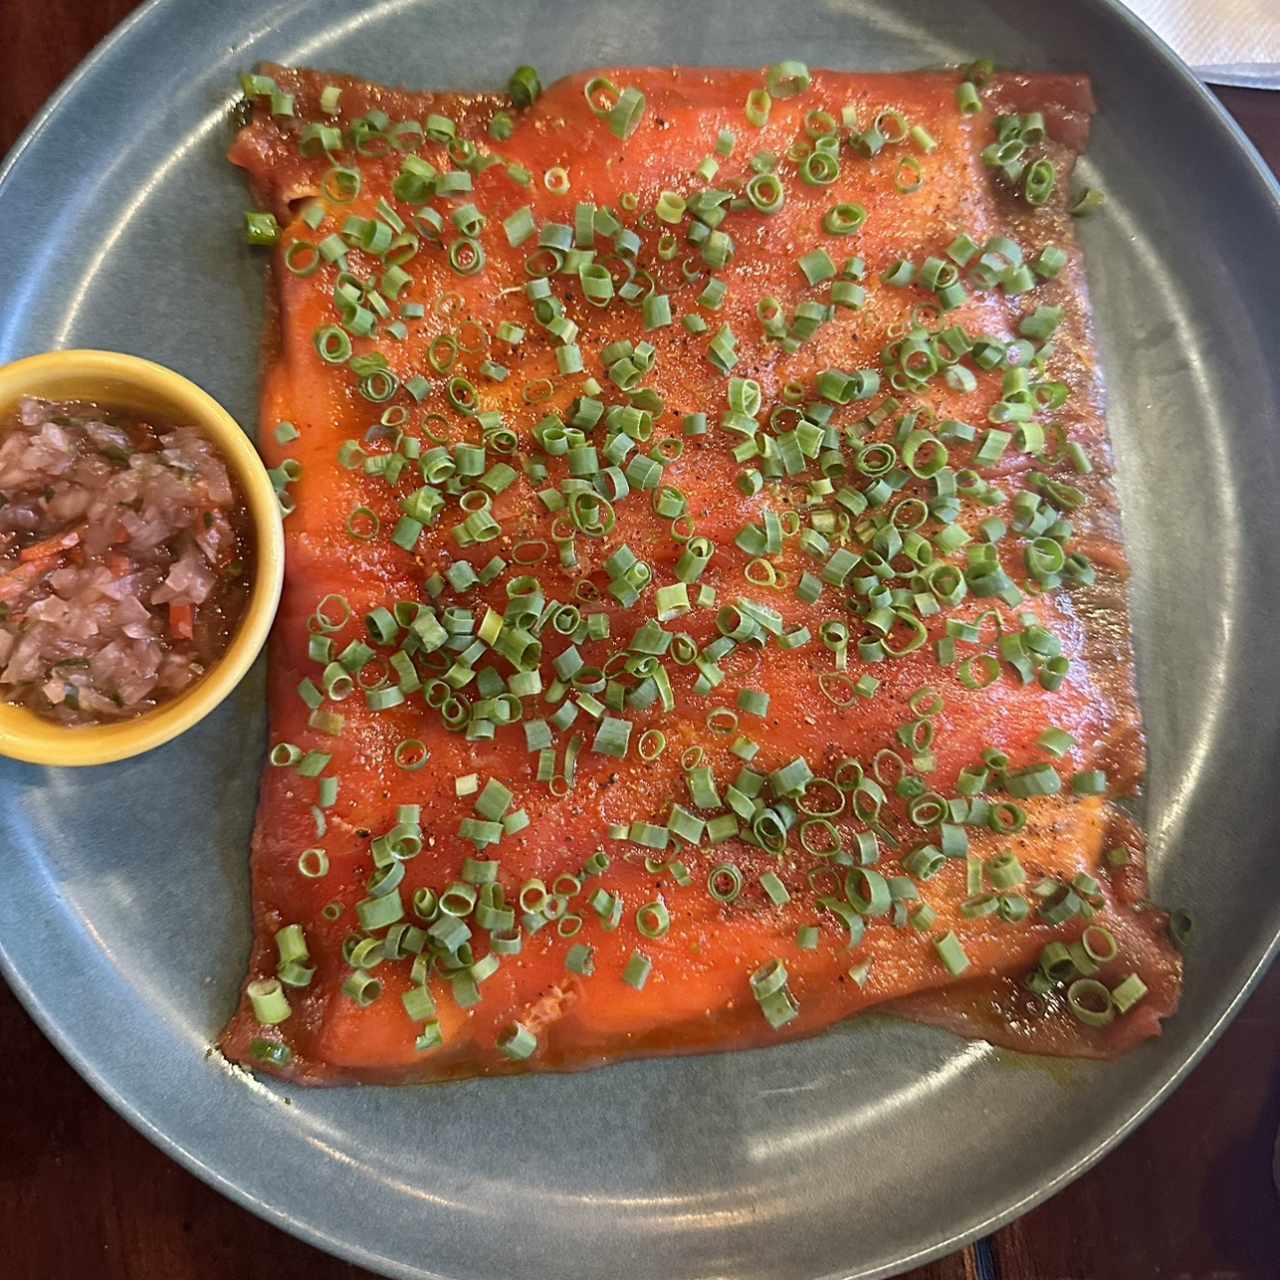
[1,2,1278,1277]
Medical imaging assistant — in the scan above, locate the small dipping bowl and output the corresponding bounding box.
[0,350,283,766]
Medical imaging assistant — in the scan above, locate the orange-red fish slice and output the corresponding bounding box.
[222,63,1178,1083]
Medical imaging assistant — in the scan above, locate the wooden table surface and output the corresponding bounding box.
[2,4,1278,1278]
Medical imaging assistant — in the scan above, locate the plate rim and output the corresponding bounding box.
[1,1,1279,1277]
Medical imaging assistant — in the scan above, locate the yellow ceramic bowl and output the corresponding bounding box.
[0,350,283,766]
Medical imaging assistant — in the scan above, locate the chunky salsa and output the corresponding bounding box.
[0,397,254,724]
[222,59,1180,1083]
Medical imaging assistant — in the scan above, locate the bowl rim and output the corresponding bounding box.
[0,348,283,766]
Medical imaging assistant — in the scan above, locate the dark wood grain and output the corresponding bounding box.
[1,8,1277,1279]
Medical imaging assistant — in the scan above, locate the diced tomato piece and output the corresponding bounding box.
[169,601,195,640]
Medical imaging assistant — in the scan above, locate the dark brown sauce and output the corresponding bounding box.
[0,397,256,725]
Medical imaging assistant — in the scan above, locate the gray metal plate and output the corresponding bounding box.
[1,2,1278,1277]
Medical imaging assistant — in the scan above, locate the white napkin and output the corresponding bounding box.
[1119,0,1280,88]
